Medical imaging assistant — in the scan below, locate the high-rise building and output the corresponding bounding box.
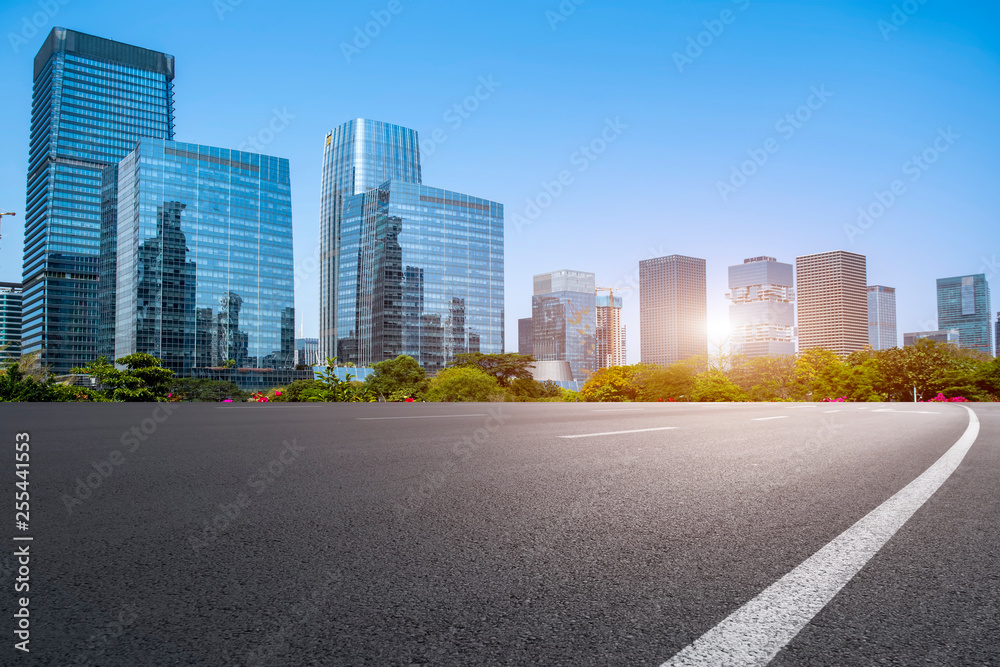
[867,285,897,350]
[518,317,534,357]
[727,256,795,358]
[996,313,999,358]
[904,330,959,347]
[112,139,294,381]
[335,180,503,372]
[319,119,422,361]
[639,255,707,366]
[532,270,596,381]
[795,251,868,356]
[937,274,992,356]
[0,283,22,362]
[596,294,626,368]
[295,338,320,367]
[22,28,175,374]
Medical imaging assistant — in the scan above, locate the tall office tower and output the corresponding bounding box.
[0,283,23,362]
[727,256,795,358]
[596,294,626,369]
[639,255,707,366]
[335,181,503,372]
[518,317,534,356]
[319,119,422,361]
[937,274,992,356]
[22,28,175,374]
[113,139,294,380]
[531,270,596,381]
[795,251,868,356]
[867,285,897,350]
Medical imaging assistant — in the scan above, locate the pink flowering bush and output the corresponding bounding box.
[923,393,969,403]
[250,392,270,403]
[822,396,847,402]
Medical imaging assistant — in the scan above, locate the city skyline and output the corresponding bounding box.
[1,2,998,365]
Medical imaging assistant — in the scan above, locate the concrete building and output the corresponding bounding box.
[795,251,868,356]
[867,285,898,350]
[639,255,707,366]
[518,317,534,357]
[532,270,596,381]
[596,294,626,368]
[727,256,795,358]
[937,274,992,356]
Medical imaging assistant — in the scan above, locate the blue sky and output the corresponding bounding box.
[1,0,997,361]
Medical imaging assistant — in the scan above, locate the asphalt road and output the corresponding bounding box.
[1,401,997,666]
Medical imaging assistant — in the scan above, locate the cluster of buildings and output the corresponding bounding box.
[0,28,994,390]
[518,251,995,383]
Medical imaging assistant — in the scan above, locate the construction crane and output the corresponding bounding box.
[0,210,14,243]
[594,286,635,368]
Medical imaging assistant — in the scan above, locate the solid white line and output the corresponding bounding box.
[659,405,980,667]
[823,410,842,413]
[559,427,678,439]
[356,414,487,421]
[752,416,789,421]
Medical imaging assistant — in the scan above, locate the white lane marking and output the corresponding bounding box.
[659,405,980,667]
[823,410,842,413]
[752,416,789,421]
[873,409,940,414]
[559,427,678,439]
[356,414,487,421]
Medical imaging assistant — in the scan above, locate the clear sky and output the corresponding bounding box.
[1,0,997,362]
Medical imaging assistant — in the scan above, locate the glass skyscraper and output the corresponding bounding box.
[727,256,795,358]
[867,285,897,350]
[23,28,175,374]
[936,274,992,356]
[113,139,295,378]
[319,119,422,361]
[0,283,23,362]
[336,180,504,372]
[532,270,596,382]
[639,255,707,366]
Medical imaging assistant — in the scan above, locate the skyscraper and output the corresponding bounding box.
[996,313,999,358]
[319,119,422,361]
[532,270,596,381]
[23,28,175,374]
[518,317,534,356]
[936,274,992,356]
[795,251,868,356]
[596,294,626,369]
[867,285,897,350]
[0,283,22,362]
[113,139,294,380]
[335,180,503,372]
[639,255,707,366]
[727,256,795,358]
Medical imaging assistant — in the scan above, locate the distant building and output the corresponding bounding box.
[639,255,707,366]
[904,330,959,347]
[727,256,795,358]
[596,294,626,368]
[937,274,992,356]
[112,139,295,385]
[518,317,534,357]
[295,338,319,367]
[0,282,22,362]
[532,270,596,381]
[795,251,868,356]
[996,313,999,358]
[867,285,898,350]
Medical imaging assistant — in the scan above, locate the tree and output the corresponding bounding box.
[425,366,503,402]
[365,355,429,400]
[691,370,748,402]
[793,348,849,401]
[447,353,536,386]
[300,358,372,402]
[634,360,700,401]
[0,363,56,402]
[581,365,643,402]
[728,354,797,401]
[72,353,175,402]
[507,377,561,401]
[169,378,247,402]
[271,379,318,402]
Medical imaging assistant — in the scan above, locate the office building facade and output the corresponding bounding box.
[639,255,707,366]
[295,338,320,367]
[319,119,422,361]
[518,317,534,357]
[904,330,959,347]
[936,274,992,356]
[532,270,596,381]
[335,180,503,372]
[867,285,897,350]
[596,294,626,369]
[0,283,23,362]
[113,139,295,379]
[795,251,868,356]
[727,256,795,358]
[22,28,175,374]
